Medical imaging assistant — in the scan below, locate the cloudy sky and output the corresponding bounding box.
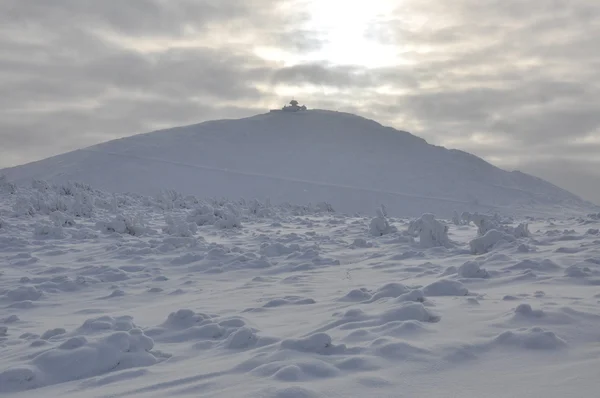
[2,0,600,203]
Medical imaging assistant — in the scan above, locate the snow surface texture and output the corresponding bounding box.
[1,110,596,218]
[1,180,600,397]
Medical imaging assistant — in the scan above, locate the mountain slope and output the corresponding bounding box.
[1,109,594,216]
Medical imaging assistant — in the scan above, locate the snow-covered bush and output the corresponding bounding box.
[452,211,464,226]
[32,179,51,192]
[458,261,489,278]
[34,222,66,239]
[466,213,498,236]
[155,189,197,210]
[50,211,75,227]
[469,229,515,255]
[187,205,219,226]
[71,193,94,217]
[12,197,35,217]
[315,201,335,213]
[54,181,93,196]
[187,204,242,229]
[369,206,397,236]
[214,209,242,229]
[97,214,150,236]
[162,215,198,237]
[407,213,451,248]
[0,217,6,229]
[465,212,530,239]
[0,175,16,194]
[248,199,272,218]
[508,223,530,238]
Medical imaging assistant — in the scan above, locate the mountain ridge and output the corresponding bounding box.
[2,109,596,217]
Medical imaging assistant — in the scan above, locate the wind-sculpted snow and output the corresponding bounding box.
[1,179,600,397]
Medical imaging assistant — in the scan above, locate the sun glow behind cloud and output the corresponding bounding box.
[304,0,400,67]
[257,0,402,68]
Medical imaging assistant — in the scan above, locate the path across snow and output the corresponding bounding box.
[1,179,600,397]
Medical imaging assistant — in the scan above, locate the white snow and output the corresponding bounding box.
[1,110,600,397]
[1,178,600,397]
[1,110,597,218]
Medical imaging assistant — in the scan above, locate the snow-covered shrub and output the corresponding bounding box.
[50,211,75,227]
[458,261,489,278]
[34,222,66,239]
[214,209,242,229]
[12,197,35,217]
[467,213,498,236]
[369,206,397,236]
[248,199,272,218]
[469,229,515,255]
[315,201,335,213]
[465,212,530,239]
[162,215,198,237]
[187,204,242,229]
[187,205,219,226]
[407,213,451,248]
[452,211,464,226]
[54,181,93,196]
[32,179,51,192]
[587,213,600,220]
[508,223,530,238]
[71,192,94,217]
[0,175,16,194]
[97,214,150,236]
[0,218,6,229]
[155,189,194,210]
[29,191,69,215]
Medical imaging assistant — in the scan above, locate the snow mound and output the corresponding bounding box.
[469,229,515,254]
[144,309,272,349]
[493,327,567,350]
[0,328,158,393]
[458,261,489,278]
[280,333,347,355]
[422,279,469,296]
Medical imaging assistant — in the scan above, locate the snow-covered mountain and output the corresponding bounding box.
[1,109,594,217]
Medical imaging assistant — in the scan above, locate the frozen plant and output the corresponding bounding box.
[97,214,150,236]
[50,211,76,227]
[369,206,397,236]
[407,213,451,248]
[0,175,16,194]
[162,215,198,237]
[469,229,515,255]
[452,211,463,226]
[34,222,66,239]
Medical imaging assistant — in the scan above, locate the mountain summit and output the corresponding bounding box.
[1,109,594,216]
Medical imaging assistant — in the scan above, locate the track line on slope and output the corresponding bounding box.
[81,148,499,209]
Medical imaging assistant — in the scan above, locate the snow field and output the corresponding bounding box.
[1,179,600,397]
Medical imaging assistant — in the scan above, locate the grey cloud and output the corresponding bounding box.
[2,0,600,204]
[272,63,375,88]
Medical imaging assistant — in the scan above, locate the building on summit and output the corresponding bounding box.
[281,99,307,112]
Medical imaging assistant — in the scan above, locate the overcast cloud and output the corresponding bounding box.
[1,0,599,203]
